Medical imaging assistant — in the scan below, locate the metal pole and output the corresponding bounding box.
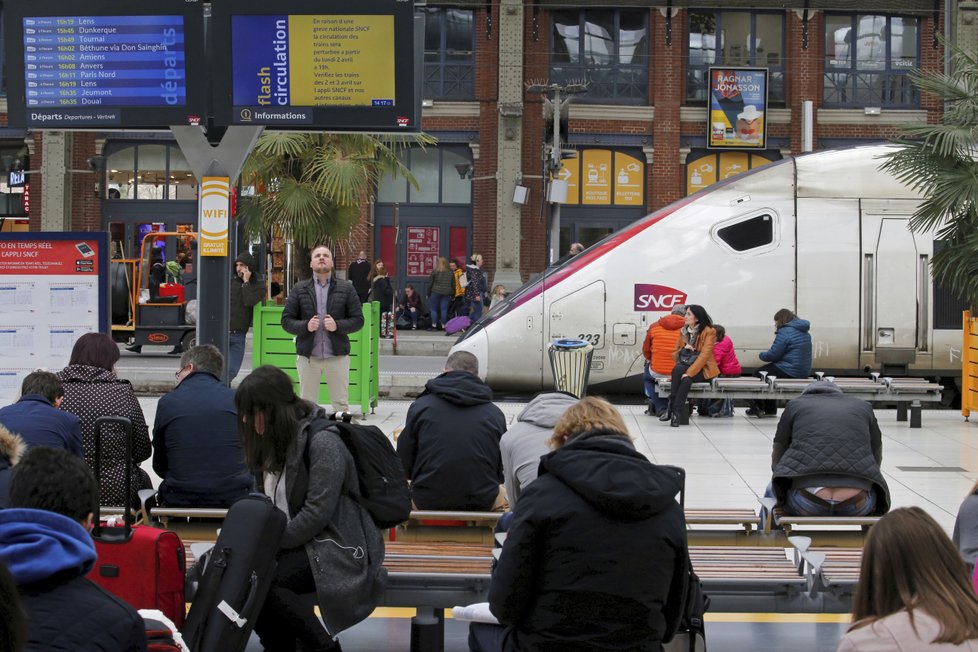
[170,125,264,384]
[548,88,562,265]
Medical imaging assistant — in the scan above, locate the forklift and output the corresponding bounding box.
[111,231,198,352]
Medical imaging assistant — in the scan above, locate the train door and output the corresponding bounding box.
[859,200,931,372]
[544,280,606,386]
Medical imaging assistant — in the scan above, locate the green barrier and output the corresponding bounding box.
[251,301,380,414]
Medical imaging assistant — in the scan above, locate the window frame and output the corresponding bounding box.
[549,8,650,105]
[686,9,786,106]
[423,7,475,101]
[376,145,473,206]
[103,142,197,202]
[711,210,780,255]
[822,13,920,109]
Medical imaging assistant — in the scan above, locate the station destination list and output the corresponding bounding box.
[22,15,187,109]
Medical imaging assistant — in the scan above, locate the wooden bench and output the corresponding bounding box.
[760,496,879,546]
[393,510,502,544]
[656,374,943,427]
[684,507,760,545]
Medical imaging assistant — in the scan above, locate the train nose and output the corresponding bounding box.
[448,328,489,381]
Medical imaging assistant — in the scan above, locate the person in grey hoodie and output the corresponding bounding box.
[499,392,577,509]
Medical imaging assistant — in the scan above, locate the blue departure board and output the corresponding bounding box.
[24,16,186,108]
[3,1,206,129]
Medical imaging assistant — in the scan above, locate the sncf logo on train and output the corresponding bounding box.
[633,284,688,311]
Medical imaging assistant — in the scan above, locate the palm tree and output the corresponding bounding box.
[237,131,434,277]
[879,42,978,310]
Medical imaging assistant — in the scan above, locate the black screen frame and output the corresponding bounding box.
[3,0,207,130]
[209,0,421,133]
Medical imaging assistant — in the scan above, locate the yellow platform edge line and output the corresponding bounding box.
[365,607,852,624]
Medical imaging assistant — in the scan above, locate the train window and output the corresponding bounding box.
[716,214,773,251]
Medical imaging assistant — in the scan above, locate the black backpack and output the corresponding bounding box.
[307,417,412,529]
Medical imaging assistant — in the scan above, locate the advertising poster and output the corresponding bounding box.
[0,232,108,405]
[708,67,768,149]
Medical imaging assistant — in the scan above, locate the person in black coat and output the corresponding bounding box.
[396,351,507,511]
[152,345,253,507]
[281,245,364,412]
[768,380,890,517]
[0,447,147,651]
[470,397,688,651]
[347,250,372,303]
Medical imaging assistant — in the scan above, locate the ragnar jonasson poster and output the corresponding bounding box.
[708,67,768,149]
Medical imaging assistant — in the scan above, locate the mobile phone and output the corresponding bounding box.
[75,242,95,257]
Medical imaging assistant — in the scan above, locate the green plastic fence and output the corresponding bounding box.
[251,301,380,414]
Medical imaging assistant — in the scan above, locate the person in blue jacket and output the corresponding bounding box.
[0,371,83,457]
[152,345,253,507]
[0,447,147,651]
[748,308,813,418]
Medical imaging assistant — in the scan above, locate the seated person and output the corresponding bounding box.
[0,447,147,650]
[0,371,83,456]
[152,345,254,507]
[767,380,890,517]
[470,397,688,651]
[396,351,508,511]
[397,284,424,330]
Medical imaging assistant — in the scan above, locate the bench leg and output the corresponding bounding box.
[410,606,445,652]
[910,400,922,429]
[896,401,908,422]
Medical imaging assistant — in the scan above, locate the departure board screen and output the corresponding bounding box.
[210,0,421,132]
[3,1,206,129]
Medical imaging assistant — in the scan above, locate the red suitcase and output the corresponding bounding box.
[88,415,186,627]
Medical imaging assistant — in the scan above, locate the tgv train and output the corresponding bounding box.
[450,144,964,394]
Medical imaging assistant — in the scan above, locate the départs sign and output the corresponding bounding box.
[634,284,688,311]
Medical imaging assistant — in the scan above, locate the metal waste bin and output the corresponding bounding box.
[548,338,594,398]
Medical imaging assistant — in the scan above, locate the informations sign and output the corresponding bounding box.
[0,232,109,405]
[708,67,768,150]
[210,0,421,132]
[2,0,206,129]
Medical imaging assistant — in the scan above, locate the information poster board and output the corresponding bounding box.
[708,67,768,150]
[3,0,207,129]
[210,0,421,132]
[406,227,438,277]
[0,232,109,405]
[555,149,645,207]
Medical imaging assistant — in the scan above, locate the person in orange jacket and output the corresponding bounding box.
[641,305,686,417]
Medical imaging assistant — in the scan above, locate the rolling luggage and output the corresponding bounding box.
[89,416,186,627]
[444,315,471,334]
[182,493,287,652]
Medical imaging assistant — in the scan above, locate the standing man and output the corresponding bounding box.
[281,245,364,412]
[348,249,372,303]
[229,251,264,382]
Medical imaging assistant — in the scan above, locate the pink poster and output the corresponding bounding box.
[406,226,439,276]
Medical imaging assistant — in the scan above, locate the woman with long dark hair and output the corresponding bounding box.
[658,304,719,427]
[838,507,978,650]
[237,366,385,652]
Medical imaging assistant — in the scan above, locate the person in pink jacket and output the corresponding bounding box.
[700,325,741,417]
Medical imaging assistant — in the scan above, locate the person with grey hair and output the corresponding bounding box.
[766,380,890,517]
[152,345,253,507]
[396,350,508,511]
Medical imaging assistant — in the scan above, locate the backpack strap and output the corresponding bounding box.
[302,417,359,498]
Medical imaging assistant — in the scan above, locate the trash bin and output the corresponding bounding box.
[548,338,594,398]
